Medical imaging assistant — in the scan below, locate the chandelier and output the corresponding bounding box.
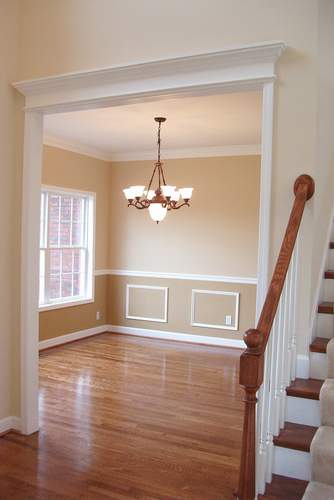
[123,117,193,223]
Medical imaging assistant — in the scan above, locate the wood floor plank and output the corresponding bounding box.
[0,333,244,499]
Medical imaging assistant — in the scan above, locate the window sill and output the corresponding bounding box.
[39,298,94,312]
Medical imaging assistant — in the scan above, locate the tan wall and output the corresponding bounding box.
[108,276,256,341]
[0,0,21,419]
[110,156,260,276]
[39,275,108,341]
[43,145,111,270]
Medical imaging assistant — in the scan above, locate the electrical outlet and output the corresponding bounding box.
[225,315,232,326]
[96,311,100,321]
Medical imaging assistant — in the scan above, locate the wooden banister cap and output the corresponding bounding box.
[244,328,262,351]
[294,174,315,200]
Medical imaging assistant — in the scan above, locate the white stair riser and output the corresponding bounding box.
[328,249,334,269]
[316,314,334,338]
[310,352,328,380]
[273,446,311,481]
[286,396,321,426]
[324,279,334,302]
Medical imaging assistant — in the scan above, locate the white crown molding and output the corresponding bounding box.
[109,325,245,348]
[13,41,285,113]
[95,268,257,285]
[44,137,261,162]
[44,135,111,162]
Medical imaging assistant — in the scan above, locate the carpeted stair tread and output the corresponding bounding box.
[327,338,334,378]
[320,379,334,427]
[310,426,334,486]
[303,481,334,500]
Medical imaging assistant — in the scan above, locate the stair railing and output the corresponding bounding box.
[236,174,315,500]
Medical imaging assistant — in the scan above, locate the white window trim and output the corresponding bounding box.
[38,185,96,311]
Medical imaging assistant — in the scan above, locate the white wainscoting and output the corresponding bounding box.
[125,284,169,323]
[191,289,240,331]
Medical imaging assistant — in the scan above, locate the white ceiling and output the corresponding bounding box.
[44,91,262,161]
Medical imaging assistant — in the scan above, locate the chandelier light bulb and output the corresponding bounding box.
[161,185,176,198]
[171,190,180,202]
[179,187,193,200]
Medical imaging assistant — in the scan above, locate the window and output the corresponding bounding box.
[39,186,95,310]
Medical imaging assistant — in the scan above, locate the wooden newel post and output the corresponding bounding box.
[237,329,263,500]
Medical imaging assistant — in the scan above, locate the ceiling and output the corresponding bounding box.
[44,91,262,161]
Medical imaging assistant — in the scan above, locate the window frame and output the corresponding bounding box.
[39,184,96,312]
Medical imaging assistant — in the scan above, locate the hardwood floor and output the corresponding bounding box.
[0,333,244,499]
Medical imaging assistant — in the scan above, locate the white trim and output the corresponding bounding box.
[16,42,283,435]
[44,136,261,162]
[14,41,285,113]
[273,446,311,481]
[96,268,258,284]
[296,354,310,379]
[44,135,111,162]
[0,417,21,434]
[39,298,94,312]
[125,284,168,323]
[39,325,108,350]
[191,289,239,330]
[109,325,245,348]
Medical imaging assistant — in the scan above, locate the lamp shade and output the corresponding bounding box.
[123,188,135,200]
[171,190,181,202]
[161,185,176,198]
[179,187,193,200]
[148,203,167,223]
[131,185,146,197]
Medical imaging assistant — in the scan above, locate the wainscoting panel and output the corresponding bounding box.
[126,284,168,323]
[191,289,239,330]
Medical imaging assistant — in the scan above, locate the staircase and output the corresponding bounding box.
[270,236,334,499]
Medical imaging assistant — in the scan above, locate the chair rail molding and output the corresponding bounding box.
[14,40,285,435]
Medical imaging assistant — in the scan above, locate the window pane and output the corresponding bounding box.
[73,249,82,273]
[73,198,82,222]
[49,275,60,300]
[60,222,71,246]
[49,195,59,222]
[61,274,72,298]
[73,273,81,296]
[49,249,61,273]
[61,196,71,221]
[72,222,82,246]
[62,249,72,273]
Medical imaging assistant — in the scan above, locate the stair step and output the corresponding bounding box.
[274,422,317,452]
[258,474,307,499]
[303,481,334,500]
[318,301,334,314]
[310,337,330,353]
[311,426,334,486]
[330,242,334,249]
[324,270,334,279]
[286,378,323,400]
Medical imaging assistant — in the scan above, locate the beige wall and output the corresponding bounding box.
[0,0,21,419]
[43,145,111,270]
[1,0,332,421]
[108,276,256,341]
[110,156,260,276]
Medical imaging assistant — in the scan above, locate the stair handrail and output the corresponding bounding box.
[236,174,315,500]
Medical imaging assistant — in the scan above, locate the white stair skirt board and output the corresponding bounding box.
[324,279,334,302]
[38,325,109,350]
[296,355,310,379]
[316,314,334,339]
[273,446,311,481]
[310,352,328,380]
[285,396,321,427]
[0,416,21,434]
[108,325,245,348]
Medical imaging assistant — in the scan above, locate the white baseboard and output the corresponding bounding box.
[0,416,21,434]
[39,325,109,350]
[108,324,245,348]
[296,354,310,379]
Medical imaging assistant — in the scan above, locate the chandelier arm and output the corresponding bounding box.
[169,201,190,210]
